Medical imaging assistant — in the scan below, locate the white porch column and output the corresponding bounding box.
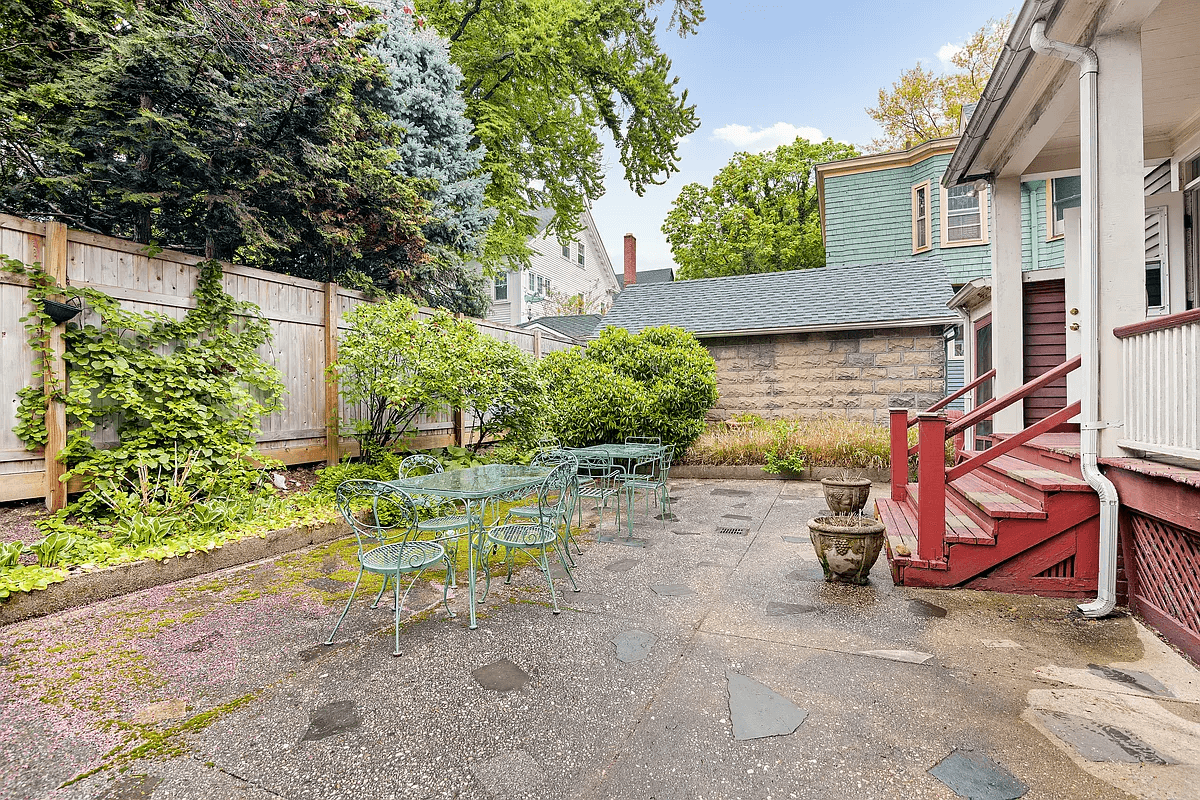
[1095,32,1148,458]
[990,176,1025,434]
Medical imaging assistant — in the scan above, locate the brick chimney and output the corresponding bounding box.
[623,233,636,287]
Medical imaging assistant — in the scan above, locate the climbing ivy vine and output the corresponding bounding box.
[2,255,284,516]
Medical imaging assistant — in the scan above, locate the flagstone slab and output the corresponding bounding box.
[726,671,808,741]
[612,630,657,663]
[472,659,530,693]
[929,749,1028,800]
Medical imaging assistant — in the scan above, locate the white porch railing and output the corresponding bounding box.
[1115,308,1200,462]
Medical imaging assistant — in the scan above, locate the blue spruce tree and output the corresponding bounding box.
[369,2,496,315]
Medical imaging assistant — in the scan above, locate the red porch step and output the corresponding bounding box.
[880,440,1100,597]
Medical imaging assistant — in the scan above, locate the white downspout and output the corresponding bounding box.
[1030,20,1119,618]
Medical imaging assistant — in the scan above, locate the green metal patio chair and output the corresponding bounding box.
[536,435,561,452]
[625,436,661,445]
[400,454,473,588]
[325,480,452,656]
[505,450,581,562]
[622,444,675,525]
[482,463,579,612]
[575,453,625,535]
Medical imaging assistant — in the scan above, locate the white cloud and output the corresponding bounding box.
[937,43,963,71]
[710,122,825,152]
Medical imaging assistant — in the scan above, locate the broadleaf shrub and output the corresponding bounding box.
[539,325,718,448]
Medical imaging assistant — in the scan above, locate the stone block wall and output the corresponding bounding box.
[703,326,946,424]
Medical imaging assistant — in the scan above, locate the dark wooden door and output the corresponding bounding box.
[1023,279,1068,426]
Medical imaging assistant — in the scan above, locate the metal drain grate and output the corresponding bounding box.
[717,526,750,536]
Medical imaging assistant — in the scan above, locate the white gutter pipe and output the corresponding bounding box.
[1030,20,1119,618]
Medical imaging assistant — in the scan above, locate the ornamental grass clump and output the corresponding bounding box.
[683,416,910,471]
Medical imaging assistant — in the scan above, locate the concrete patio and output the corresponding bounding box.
[2,479,1198,800]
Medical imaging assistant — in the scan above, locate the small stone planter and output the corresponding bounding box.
[819,476,873,514]
[807,514,886,585]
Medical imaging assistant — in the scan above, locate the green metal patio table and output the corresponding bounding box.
[567,443,666,539]
[389,464,554,630]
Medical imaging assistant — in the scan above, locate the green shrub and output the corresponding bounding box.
[539,325,718,449]
[334,297,477,461]
[459,335,543,452]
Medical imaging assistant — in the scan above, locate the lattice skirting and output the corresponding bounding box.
[1129,513,1200,659]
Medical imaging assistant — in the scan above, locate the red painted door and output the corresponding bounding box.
[1023,279,1068,426]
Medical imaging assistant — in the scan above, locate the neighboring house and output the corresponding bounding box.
[816,136,1072,411]
[595,260,957,424]
[616,267,675,288]
[876,0,1200,663]
[486,205,619,326]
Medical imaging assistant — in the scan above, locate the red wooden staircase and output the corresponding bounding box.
[878,357,1101,597]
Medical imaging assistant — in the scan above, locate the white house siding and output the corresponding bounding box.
[485,206,618,326]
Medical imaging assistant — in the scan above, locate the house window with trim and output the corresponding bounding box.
[941,184,987,246]
[562,242,571,259]
[493,274,508,301]
[1145,207,1169,315]
[1049,176,1081,239]
[912,182,932,253]
[577,242,586,267]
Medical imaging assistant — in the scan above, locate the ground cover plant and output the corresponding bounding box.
[538,325,718,448]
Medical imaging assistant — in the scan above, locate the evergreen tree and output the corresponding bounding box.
[367,1,495,314]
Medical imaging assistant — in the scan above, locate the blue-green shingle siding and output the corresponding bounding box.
[823,152,991,285]
[824,154,1065,285]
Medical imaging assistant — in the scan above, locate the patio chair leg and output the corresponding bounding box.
[325,568,364,646]
[539,546,561,614]
[555,544,579,592]
[371,575,391,609]
[393,570,404,657]
[446,540,459,589]
[442,556,457,618]
[505,546,516,584]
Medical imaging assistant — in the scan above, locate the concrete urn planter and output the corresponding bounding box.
[807,514,886,585]
[819,477,872,514]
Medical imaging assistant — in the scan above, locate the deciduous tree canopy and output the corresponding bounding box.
[866,14,1012,152]
[418,0,703,266]
[662,137,857,280]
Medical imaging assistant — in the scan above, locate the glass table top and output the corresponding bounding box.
[388,464,554,499]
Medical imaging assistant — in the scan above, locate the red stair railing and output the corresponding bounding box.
[888,356,1081,566]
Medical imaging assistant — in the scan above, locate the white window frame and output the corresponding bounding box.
[561,242,571,259]
[1048,175,1081,240]
[1145,206,1169,316]
[493,273,508,301]
[912,181,932,253]
[577,242,586,267]
[939,184,988,247]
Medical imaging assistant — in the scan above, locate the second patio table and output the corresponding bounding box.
[389,463,554,630]
[567,443,665,538]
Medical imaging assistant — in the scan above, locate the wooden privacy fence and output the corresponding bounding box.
[0,215,576,508]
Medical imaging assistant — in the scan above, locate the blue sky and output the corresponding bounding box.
[591,0,1016,277]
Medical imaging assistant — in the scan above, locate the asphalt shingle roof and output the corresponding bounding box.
[595,259,955,338]
[520,314,602,340]
[615,268,675,288]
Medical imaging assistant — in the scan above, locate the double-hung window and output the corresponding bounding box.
[1145,207,1169,315]
[1049,176,1081,239]
[562,242,571,259]
[493,273,508,301]
[941,184,987,246]
[912,182,932,253]
[577,243,586,267]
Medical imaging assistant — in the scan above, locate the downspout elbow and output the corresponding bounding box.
[1030,20,1098,75]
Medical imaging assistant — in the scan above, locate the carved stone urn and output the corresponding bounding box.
[819,476,873,514]
[807,514,886,585]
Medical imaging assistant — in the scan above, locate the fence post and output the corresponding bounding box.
[43,221,69,512]
[533,329,542,359]
[916,412,947,563]
[888,408,909,501]
[323,282,339,466]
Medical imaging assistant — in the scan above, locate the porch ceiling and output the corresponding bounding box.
[950,0,1200,182]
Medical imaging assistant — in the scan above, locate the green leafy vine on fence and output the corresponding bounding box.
[0,255,291,579]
